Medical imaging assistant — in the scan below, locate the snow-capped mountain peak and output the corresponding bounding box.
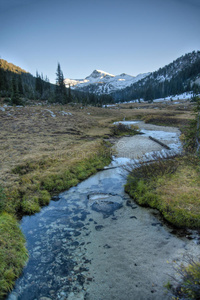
[64,70,150,94]
[86,69,115,80]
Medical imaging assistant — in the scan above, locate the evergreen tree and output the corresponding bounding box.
[55,63,67,104]
[0,69,9,96]
[0,69,4,91]
[68,83,72,102]
[35,71,43,97]
[11,76,22,105]
[18,76,24,95]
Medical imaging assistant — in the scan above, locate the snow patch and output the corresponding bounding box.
[113,121,141,126]
[44,109,56,117]
[153,91,197,102]
[60,111,72,116]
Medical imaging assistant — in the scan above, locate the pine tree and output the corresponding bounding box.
[18,76,24,95]
[35,71,43,98]
[55,63,67,104]
[11,76,22,105]
[0,69,9,95]
[68,83,72,102]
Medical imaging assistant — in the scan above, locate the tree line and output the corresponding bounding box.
[112,51,200,102]
[0,60,114,106]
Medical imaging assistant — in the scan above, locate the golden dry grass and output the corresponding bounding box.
[125,155,200,228]
[0,101,194,190]
[157,163,200,218]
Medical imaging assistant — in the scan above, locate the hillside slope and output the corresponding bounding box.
[112,51,200,101]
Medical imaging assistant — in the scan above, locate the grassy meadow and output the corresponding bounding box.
[0,98,198,297]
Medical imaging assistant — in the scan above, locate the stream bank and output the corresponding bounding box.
[7,122,199,300]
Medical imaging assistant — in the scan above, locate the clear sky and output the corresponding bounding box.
[0,0,200,83]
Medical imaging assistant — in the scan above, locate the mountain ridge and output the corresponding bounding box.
[111,50,200,102]
[64,51,200,101]
[1,51,200,104]
[64,69,150,95]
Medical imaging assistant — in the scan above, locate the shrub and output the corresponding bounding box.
[124,151,179,184]
[168,255,200,299]
[112,123,140,136]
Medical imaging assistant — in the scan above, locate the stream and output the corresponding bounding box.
[8,122,200,300]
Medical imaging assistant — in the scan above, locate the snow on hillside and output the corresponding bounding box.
[64,69,150,94]
[153,91,198,102]
[102,91,197,107]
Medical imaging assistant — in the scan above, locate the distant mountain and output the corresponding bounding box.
[64,69,150,95]
[111,51,200,102]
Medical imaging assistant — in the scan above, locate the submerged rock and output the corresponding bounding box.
[91,201,122,216]
[89,193,123,216]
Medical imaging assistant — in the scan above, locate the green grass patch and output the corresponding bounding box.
[125,155,200,228]
[0,213,28,298]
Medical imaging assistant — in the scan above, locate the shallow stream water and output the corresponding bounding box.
[8,123,200,300]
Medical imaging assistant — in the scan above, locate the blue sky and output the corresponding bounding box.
[0,0,200,83]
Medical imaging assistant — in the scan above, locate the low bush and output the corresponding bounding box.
[167,255,200,299]
[124,151,179,183]
[112,123,140,136]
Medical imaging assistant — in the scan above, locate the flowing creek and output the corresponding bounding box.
[8,122,200,300]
